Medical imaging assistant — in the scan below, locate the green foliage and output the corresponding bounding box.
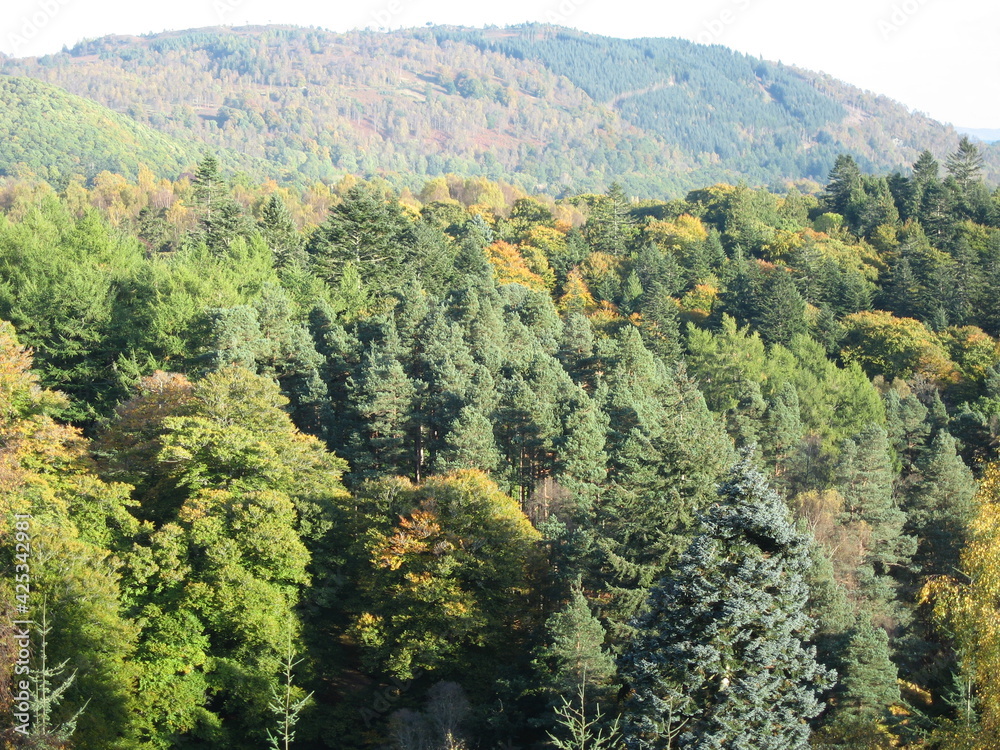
[7,26,1000,195]
[618,456,835,749]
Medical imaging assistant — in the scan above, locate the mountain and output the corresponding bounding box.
[1,24,994,195]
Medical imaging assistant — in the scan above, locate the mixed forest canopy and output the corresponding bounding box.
[2,24,1000,195]
[2,134,1000,749]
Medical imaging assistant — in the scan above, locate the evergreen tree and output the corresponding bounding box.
[306,183,416,290]
[258,194,305,269]
[823,155,863,221]
[537,579,617,697]
[839,621,901,718]
[437,404,501,473]
[755,269,808,345]
[584,183,639,255]
[946,136,985,189]
[814,620,901,749]
[618,456,834,749]
[905,430,977,577]
[595,328,735,633]
[762,380,803,473]
[835,425,914,608]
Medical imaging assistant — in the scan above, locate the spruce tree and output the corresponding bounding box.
[618,456,834,749]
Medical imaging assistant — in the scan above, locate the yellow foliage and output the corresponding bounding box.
[558,268,598,314]
[841,311,959,383]
[679,283,718,320]
[923,463,1000,745]
[646,213,708,249]
[485,241,549,291]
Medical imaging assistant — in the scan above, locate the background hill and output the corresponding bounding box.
[1,24,995,195]
[0,75,198,182]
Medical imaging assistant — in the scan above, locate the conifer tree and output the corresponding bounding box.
[618,456,834,749]
[905,430,977,577]
[584,183,639,255]
[839,621,901,718]
[835,425,914,606]
[946,136,985,189]
[538,580,616,697]
[306,183,416,290]
[258,194,305,269]
[756,270,808,345]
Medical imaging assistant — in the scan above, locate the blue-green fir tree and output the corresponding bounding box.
[618,455,835,749]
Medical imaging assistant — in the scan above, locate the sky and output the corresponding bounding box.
[1,0,997,128]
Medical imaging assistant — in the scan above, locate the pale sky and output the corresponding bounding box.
[2,0,997,128]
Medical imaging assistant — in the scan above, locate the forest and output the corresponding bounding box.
[3,25,999,194]
[2,136,1000,749]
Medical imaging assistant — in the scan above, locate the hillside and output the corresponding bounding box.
[0,75,201,183]
[1,25,996,194]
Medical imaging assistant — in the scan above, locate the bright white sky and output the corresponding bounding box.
[1,0,997,127]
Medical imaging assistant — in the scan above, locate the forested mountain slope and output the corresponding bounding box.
[0,75,198,181]
[2,24,997,194]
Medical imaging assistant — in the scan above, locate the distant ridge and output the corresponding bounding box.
[1,25,994,194]
[958,127,1000,144]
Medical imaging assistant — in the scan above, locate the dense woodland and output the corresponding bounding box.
[3,25,1000,194]
[2,138,1000,750]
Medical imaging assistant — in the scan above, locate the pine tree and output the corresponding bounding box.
[437,405,501,473]
[762,381,803,473]
[618,456,834,749]
[348,325,419,480]
[839,620,901,718]
[813,621,901,748]
[835,425,914,607]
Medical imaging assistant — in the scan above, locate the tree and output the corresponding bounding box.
[618,456,834,749]
[584,183,639,255]
[838,620,901,719]
[755,269,808,345]
[258,194,306,269]
[27,603,89,750]
[266,631,314,750]
[823,155,862,221]
[923,462,1000,745]
[537,579,616,697]
[835,424,914,610]
[306,183,416,290]
[350,471,542,683]
[946,136,985,189]
[547,681,621,750]
[595,328,735,633]
[905,430,977,578]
